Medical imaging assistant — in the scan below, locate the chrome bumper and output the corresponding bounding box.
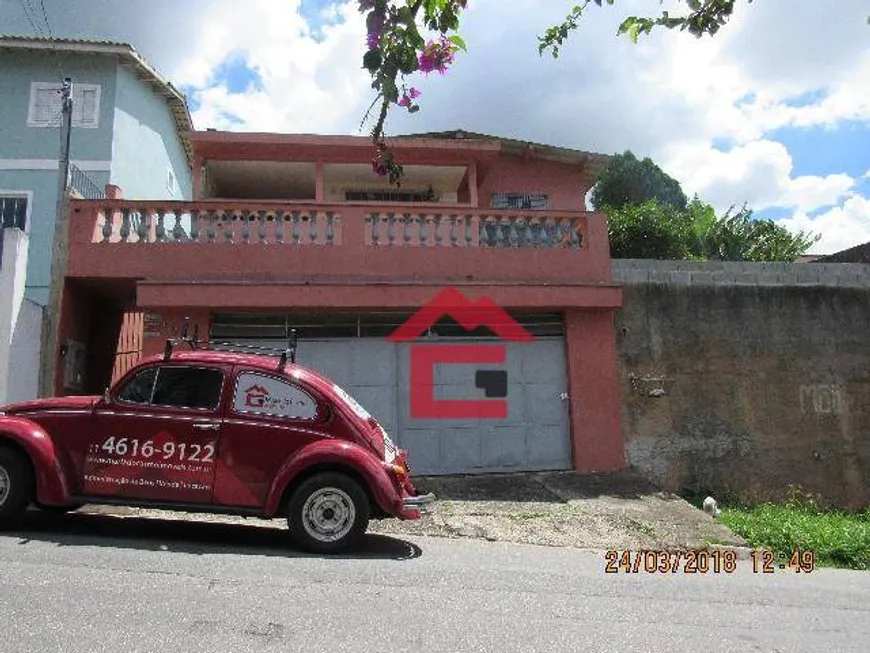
[403,492,436,514]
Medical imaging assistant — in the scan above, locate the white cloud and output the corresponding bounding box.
[777,195,870,255]
[721,0,870,95]
[665,140,855,214]
[169,0,372,134]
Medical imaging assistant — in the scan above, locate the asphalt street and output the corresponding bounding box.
[0,511,867,653]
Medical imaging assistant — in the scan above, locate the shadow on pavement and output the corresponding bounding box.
[4,510,424,561]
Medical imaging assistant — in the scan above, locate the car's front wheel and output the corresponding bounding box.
[0,447,34,528]
[287,472,370,554]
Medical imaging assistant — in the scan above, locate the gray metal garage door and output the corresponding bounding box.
[396,338,571,474]
[212,316,571,476]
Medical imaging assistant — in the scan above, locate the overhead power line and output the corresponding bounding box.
[38,0,53,39]
[19,0,44,37]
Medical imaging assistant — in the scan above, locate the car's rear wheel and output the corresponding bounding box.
[0,447,33,528]
[287,472,370,554]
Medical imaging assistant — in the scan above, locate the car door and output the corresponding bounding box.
[82,362,229,504]
[212,368,327,508]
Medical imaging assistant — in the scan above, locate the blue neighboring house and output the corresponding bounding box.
[0,35,193,402]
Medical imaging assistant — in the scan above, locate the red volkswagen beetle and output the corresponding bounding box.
[0,332,434,553]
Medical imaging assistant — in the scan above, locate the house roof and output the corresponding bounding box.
[396,129,612,172]
[189,130,501,152]
[812,241,870,264]
[0,35,194,165]
[188,130,504,165]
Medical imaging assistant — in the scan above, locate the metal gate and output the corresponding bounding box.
[212,314,572,475]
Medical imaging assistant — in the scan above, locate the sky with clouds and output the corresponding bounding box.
[2,0,869,254]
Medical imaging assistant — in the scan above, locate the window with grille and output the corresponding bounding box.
[0,195,29,231]
[345,188,437,202]
[28,82,101,128]
[490,192,549,210]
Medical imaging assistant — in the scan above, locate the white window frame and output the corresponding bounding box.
[0,191,33,235]
[166,167,176,196]
[27,82,102,129]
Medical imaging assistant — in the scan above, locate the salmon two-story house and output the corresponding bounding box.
[55,128,626,476]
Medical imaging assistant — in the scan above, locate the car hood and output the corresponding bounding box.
[1,395,101,415]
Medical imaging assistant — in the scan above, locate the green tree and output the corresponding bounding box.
[687,199,820,261]
[591,151,688,212]
[607,195,819,262]
[606,199,694,259]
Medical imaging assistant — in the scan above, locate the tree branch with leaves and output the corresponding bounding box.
[359,1,753,184]
[358,0,467,185]
[539,0,751,57]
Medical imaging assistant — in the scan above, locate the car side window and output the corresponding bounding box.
[233,372,318,420]
[115,366,158,404]
[151,367,224,411]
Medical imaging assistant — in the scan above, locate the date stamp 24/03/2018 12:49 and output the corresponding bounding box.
[604,548,816,575]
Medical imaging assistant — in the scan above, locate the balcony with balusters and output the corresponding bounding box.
[66,198,619,311]
[64,131,620,311]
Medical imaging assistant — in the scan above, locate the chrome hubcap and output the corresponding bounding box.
[0,466,10,507]
[302,487,355,543]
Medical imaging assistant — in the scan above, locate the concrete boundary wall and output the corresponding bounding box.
[612,259,870,287]
[611,260,870,509]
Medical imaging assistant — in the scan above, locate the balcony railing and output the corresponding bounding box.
[68,200,612,288]
[95,207,341,245]
[367,212,582,248]
[68,164,106,200]
[89,203,584,249]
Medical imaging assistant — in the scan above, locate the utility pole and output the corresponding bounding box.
[56,78,73,202]
[38,78,73,398]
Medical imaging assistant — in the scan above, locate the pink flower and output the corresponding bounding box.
[398,87,421,108]
[418,37,455,74]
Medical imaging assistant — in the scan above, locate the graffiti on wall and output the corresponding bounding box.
[799,384,844,415]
